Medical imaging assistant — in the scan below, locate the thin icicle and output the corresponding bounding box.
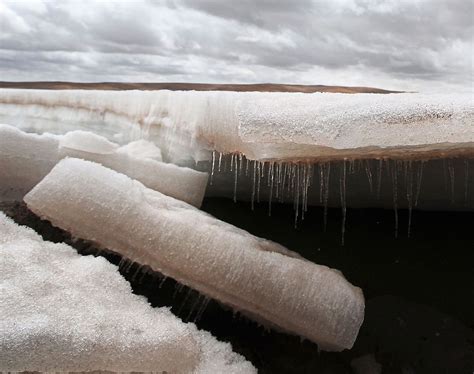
[319,163,324,203]
[364,160,373,193]
[233,155,238,203]
[340,160,347,245]
[268,162,274,216]
[447,159,455,203]
[218,152,223,172]
[406,161,413,238]
[256,162,262,203]
[376,159,383,199]
[251,160,256,210]
[210,150,216,185]
[415,161,424,207]
[194,296,211,322]
[465,159,470,205]
[294,164,300,227]
[390,160,399,238]
[323,162,331,232]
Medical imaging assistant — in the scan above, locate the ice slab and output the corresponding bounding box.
[0,89,472,162]
[25,158,365,351]
[0,212,256,373]
[0,125,208,207]
[59,130,208,207]
[0,124,60,201]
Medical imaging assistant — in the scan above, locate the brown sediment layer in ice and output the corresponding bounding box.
[0,81,402,94]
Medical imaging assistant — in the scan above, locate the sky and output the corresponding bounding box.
[0,0,473,91]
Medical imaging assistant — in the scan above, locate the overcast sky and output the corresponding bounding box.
[1,0,472,91]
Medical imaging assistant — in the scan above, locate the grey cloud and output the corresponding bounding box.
[0,0,472,90]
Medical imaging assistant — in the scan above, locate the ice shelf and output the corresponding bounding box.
[0,89,472,162]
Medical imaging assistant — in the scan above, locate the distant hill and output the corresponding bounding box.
[0,81,402,94]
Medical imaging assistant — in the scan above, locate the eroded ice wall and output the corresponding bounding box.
[0,212,256,373]
[0,89,472,163]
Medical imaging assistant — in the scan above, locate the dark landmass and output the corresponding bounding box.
[0,81,403,93]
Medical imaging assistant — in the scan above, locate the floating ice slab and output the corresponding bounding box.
[59,130,208,207]
[0,125,208,207]
[0,89,472,162]
[0,211,256,373]
[25,158,365,351]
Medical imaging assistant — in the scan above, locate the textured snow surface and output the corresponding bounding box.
[0,124,208,207]
[0,89,472,161]
[25,158,365,351]
[0,212,256,373]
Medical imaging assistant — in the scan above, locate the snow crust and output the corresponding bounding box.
[0,212,256,373]
[25,158,365,351]
[0,89,472,162]
[0,124,208,207]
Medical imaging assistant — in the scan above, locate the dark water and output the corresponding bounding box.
[2,200,473,373]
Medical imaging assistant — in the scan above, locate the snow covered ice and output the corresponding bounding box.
[0,124,208,207]
[0,211,256,373]
[1,89,472,162]
[24,158,365,351]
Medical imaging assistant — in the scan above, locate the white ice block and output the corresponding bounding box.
[0,212,256,373]
[0,125,208,207]
[59,131,208,207]
[0,124,60,201]
[118,139,163,161]
[25,158,365,351]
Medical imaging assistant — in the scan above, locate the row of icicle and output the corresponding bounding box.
[210,152,471,245]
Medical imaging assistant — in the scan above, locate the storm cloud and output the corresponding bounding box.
[0,0,472,91]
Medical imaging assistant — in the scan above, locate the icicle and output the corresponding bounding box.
[323,162,331,232]
[390,160,399,238]
[376,159,383,199]
[465,159,470,205]
[177,288,193,315]
[186,293,203,322]
[415,161,424,207]
[340,160,347,245]
[233,155,238,203]
[275,162,281,200]
[230,154,234,172]
[319,163,324,203]
[218,152,223,172]
[158,275,168,288]
[364,160,373,193]
[210,150,216,185]
[256,162,262,203]
[442,159,448,192]
[239,154,243,175]
[294,164,300,227]
[302,164,311,220]
[447,159,455,203]
[194,296,210,322]
[268,162,274,216]
[406,161,413,237]
[251,161,256,210]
